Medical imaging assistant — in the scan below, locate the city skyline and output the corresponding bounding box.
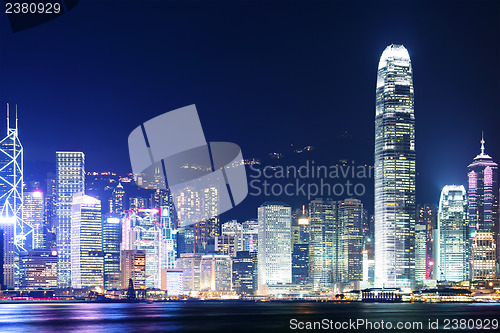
[1,0,499,299]
[0,1,498,216]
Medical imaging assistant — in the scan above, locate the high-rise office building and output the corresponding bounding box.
[19,250,58,290]
[308,200,336,291]
[0,105,27,288]
[435,185,468,282]
[130,209,160,289]
[416,204,437,280]
[45,172,57,250]
[175,253,202,295]
[109,183,125,214]
[232,251,255,295]
[56,151,85,288]
[70,193,103,289]
[374,44,416,288]
[102,215,121,290]
[23,191,45,250]
[159,206,177,271]
[467,136,499,279]
[292,243,309,285]
[121,249,146,290]
[338,198,364,283]
[200,254,232,292]
[242,219,258,252]
[221,220,244,253]
[257,202,292,293]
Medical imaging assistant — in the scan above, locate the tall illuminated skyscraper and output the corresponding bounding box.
[468,136,499,279]
[338,198,364,284]
[102,214,121,290]
[257,202,291,293]
[308,200,336,291]
[374,44,416,288]
[436,185,468,282]
[70,193,103,289]
[56,151,85,288]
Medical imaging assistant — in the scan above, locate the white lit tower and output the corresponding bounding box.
[0,104,31,288]
[374,45,416,289]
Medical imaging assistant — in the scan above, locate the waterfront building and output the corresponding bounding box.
[232,251,255,295]
[175,253,202,295]
[374,44,416,288]
[159,206,177,271]
[70,193,103,289]
[120,249,146,290]
[338,198,364,283]
[436,185,468,282]
[102,215,121,290]
[56,151,85,288]
[162,269,183,296]
[126,209,161,289]
[0,105,26,288]
[200,254,232,292]
[309,200,336,291]
[467,136,499,279]
[416,204,438,280]
[257,202,292,293]
[19,250,58,290]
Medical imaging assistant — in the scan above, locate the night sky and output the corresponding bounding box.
[0,0,499,219]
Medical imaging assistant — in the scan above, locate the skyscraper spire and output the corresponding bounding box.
[481,131,485,155]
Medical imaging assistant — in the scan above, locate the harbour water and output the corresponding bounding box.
[0,302,499,332]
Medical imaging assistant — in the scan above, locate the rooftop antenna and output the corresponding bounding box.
[15,104,18,131]
[481,131,485,155]
[6,103,9,130]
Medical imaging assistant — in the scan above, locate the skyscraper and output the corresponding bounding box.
[0,105,27,288]
[416,204,437,281]
[436,185,468,282]
[374,44,416,288]
[308,200,336,291]
[468,136,499,279]
[56,151,85,288]
[23,191,45,250]
[338,198,364,284]
[102,215,121,290]
[200,254,232,292]
[109,183,125,214]
[70,193,103,289]
[257,202,292,293]
[232,251,255,295]
[121,249,146,290]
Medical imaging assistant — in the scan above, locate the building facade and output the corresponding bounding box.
[374,44,416,288]
[70,193,103,289]
[56,151,85,288]
[19,250,58,290]
[436,185,468,282]
[102,215,121,290]
[309,200,336,291]
[257,202,292,293]
[467,137,499,279]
